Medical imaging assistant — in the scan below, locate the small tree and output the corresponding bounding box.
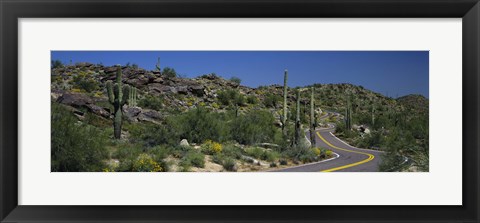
[230,76,242,85]
[162,67,177,78]
[51,60,64,69]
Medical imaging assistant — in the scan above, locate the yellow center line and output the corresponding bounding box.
[316,131,375,172]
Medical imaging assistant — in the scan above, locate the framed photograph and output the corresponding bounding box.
[1,0,478,222]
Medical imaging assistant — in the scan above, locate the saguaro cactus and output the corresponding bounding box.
[345,93,352,131]
[310,87,316,147]
[294,89,301,147]
[371,101,375,128]
[155,57,161,71]
[129,86,137,107]
[282,69,288,136]
[106,66,130,139]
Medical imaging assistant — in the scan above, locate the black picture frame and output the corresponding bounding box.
[1,0,479,222]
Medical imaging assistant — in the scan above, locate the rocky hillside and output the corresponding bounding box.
[51,62,427,127]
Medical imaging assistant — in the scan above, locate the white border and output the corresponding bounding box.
[19,18,462,205]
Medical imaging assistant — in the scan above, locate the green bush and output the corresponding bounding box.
[132,153,163,172]
[51,103,108,172]
[128,122,177,147]
[263,93,281,108]
[51,59,64,68]
[201,140,223,155]
[168,107,229,143]
[222,157,237,171]
[182,151,205,168]
[138,95,163,110]
[212,154,237,171]
[72,75,98,93]
[217,89,245,107]
[230,76,242,85]
[246,95,258,104]
[162,67,177,78]
[245,147,264,159]
[282,147,318,163]
[221,144,244,159]
[231,110,276,145]
[261,150,280,162]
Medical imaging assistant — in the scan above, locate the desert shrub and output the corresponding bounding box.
[201,140,223,155]
[246,95,258,104]
[279,159,288,165]
[325,150,333,157]
[282,147,317,163]
[217,89,246,107]
[270,162,277,167]
[162,67,177,78]
[168,107,229,143]
[51,59,64,68]
[212,154,237,171]
[128,123,177,147]
[245,147,264,159]
[72,75,98,93]
[222,158,237,171]
[138,95,163,110]
[181,151,205,168]
[221,144,244,159]
[113,143,143,160]
[263,93,281,108]
[230,76,242,85]
[261,150,280,162]
[51,103,109,172]
[132,153,163,172]
[231,110,276,145]
[312,148,321,156]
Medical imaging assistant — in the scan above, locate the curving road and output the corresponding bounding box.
[275,114,384,172]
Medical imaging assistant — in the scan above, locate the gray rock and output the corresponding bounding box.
[124,107,142,121]
[57,93,110,118]
[189,85,205,96]
[179,139,190,147]
[138,109,163,123]
[148,83,177,93]
[176,86,188,94]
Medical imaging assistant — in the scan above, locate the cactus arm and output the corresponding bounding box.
[122,85,130,105]
[106,81,114,104]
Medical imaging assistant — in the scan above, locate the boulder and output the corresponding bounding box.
[189,85,205,97]
[57,93,110,118]
[57,92,93,106]
[126,76,149,88]
[124,107,142,121]
[138,109,163,123]
[148,83,177,93]
[176,86,188,94]
[179,139,190,147]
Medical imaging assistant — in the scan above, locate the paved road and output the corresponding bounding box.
[275,118,384,172]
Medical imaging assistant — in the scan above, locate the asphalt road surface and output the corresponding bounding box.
[275,127,384,172]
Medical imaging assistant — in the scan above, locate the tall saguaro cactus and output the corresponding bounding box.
[371,101,375,129]
[155,57,161,71]
[345,93,352,131]
[282,69,288,137]
[294,89,301,147]
[310,87,316,147]
[106,66,130,139]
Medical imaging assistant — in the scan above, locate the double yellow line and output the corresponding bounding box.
[316,132,375,172]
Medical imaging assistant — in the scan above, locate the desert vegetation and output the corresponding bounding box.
[51,59,428,172]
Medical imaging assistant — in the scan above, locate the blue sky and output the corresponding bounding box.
[51,51,429,98]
